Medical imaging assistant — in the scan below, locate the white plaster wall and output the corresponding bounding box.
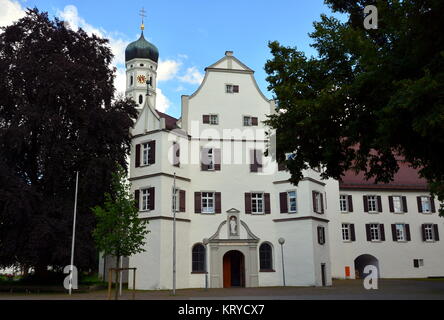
[328,187,444,279]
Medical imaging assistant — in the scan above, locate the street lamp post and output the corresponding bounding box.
[278,238,286,287]
[203,238,209,290]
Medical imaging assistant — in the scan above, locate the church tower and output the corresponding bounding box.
[125,10,159,110]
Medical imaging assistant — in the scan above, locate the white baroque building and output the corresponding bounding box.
[106,28,444,290]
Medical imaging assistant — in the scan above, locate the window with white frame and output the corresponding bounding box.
[342,224,351,241]
[251,193,264,214]
[424,224,434,241]
[209,114,219,125]
[413,259,424,268]
[395,224,406,241]
[339,195,348,212]
[142,143,150,166]
[421,197,431,213]
[207,148,215,170]
[393,196,403,213]
[243,116,252,126]
[226,84,239,93]
[367,196,378,212]
[141,189,151,211]
[201,192,215,213]
[172,188,179,212]
[313,191,323,213]
[370,224,381,241]
[288,191,297,213]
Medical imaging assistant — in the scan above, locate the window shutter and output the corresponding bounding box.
[388,196,394,212]
[264,193,271,214]
[179,190,186,212]
[413,259,419,268]
[402,196,408,212]
[215,192,222,214]
[313,191,318,213]
[203,115,210,124]
[391,224,397,242]
[417,197,423,213]
[252,117,258,126]
[421,224,427,241]
[201,148,209,171]
[250,150,258,172]
[317,227,321,244]
[363,196,369,212]
[365,224,371,241]
[148,140,156,165]
[348,195,353,212]
[148,187,155,211]
[377,196,383,212]
[135,144,141,168]
[431,197,436,213]
[320,194,324,214]
[195,192,202,213]
[380,224,385,241]
[350,224,356,241]
[233,85,239,93]
[434,224,440,241]
[214,149,221,171]
[280,192,288,213]
[405,224,411,241]
[245,193,252,214]
[135,190,140,211]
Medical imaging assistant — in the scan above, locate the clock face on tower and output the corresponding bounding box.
[137,75,147,84]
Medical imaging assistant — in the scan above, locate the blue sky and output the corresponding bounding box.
[1,0,345,118]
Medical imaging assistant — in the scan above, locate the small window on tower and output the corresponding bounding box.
[130,76,134,86]
[140,64,144,67]
[139,95,143,104]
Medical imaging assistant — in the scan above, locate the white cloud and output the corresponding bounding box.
[157,59,182,82]
[155,88,171,113]
[114,68,126,96]
[178,66,204,85]
[0,0,25,28]
[57,5,127,67]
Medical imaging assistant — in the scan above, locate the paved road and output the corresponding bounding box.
[0,279,443,300]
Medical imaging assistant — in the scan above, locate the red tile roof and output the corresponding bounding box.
[340,161,429,191]
[157,111,178,130]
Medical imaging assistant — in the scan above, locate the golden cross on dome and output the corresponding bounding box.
[139,8,147,31]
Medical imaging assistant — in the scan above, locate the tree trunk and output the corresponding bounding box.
[115,255,120,300]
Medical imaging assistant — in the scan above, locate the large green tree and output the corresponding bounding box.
[0,9,139,272]
[92,164,149,300]
[265,0,444,214]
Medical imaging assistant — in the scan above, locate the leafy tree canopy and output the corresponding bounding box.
[0,8,139,271]
[265,0,444,214]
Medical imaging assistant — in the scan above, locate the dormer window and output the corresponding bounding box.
[226,84,239,93]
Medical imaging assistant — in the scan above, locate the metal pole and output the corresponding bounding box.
[173,173,177,295]
[281,243,286,286]
[69,171,79,295]
[119,256,123,296]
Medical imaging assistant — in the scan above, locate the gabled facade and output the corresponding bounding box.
[127,50,332,290]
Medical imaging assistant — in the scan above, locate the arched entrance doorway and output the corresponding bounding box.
[354,254,379,279]
[223,250,245,288]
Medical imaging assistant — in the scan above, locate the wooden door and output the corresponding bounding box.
[223,254,231,288]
